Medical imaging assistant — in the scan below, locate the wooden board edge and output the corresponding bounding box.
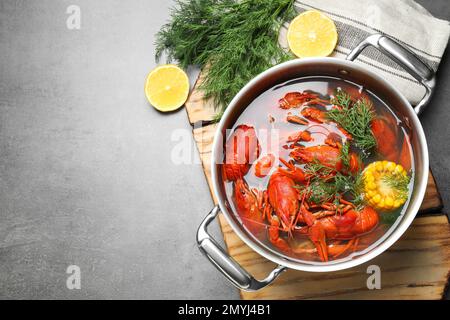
[443,270,450,300]
[433,213,450,299]
[421,167,445,214]
[185,70,217,126]
[238,214,450,300]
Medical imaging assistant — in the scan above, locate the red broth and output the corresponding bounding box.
[222,76,414,263]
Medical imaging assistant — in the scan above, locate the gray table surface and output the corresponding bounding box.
[0,0,448,299]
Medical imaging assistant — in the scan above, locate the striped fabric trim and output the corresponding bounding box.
[294,5,439,73]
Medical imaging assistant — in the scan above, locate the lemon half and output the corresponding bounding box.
[145,65,190,112]
[287,10,338,58]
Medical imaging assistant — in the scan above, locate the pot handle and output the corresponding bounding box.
[197,206,286,291]
[346,34,436,115]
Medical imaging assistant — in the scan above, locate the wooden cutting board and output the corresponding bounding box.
[187,73,449,300]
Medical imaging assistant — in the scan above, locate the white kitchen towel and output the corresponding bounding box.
[279,0,450,105]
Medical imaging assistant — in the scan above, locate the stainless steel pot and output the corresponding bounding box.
[196,34,435,291]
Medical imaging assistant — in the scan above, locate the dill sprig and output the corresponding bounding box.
[382,173,411,201]
[329,89,377,156]
[299,180,335,204]
[331,89,352,108]
[340,141,350,169]
[295,162,364,207]
[155,0,296,114]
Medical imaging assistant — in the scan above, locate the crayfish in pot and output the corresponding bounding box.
[233,178,267,236]
[294,201,379,261]
[224,84,412,264]
[290,131,362,175]
[222,124,260,181]
[371,112,412,171]
[278,90,331,109]
[264,159,309,252]
[236,156,310,253]
[252,157,379,261]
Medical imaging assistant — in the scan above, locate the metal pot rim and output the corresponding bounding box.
[211,57,429,272]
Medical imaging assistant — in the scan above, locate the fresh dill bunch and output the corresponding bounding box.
[382,173,411,201]
[328,89,377,156]
[155,0,296,115]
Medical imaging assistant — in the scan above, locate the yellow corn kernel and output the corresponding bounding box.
[395,164,404,174]
[394,199,404,208]
[385,196,394,207]
[375,162,384,172]
[365,173,375,183]
[367,182,377,190]
[386,161,396,172]
[372,194,381,204]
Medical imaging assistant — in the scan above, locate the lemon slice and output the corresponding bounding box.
[287,10,338,58]
[145,65,190,112]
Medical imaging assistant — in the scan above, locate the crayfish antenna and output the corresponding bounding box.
[286,215,296,239]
